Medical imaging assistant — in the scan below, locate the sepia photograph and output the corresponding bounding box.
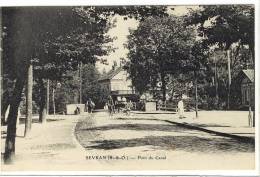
[0,1,259,175]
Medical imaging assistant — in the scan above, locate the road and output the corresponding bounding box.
[75,111,255,170]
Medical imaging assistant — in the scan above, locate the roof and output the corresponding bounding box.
[242,69,254,82]
[98,67,124,82]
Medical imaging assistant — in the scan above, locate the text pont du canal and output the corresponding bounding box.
[85,155,167,160]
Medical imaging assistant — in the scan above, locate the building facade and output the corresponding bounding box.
[98,67,137,101]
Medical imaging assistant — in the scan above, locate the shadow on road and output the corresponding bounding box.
[80,123,188,132]
[75,115,255,154]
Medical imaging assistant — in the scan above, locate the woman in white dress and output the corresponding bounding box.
[178,99,184,118]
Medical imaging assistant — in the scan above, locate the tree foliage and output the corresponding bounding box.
[186,5,254,56]
[184,5,254,109]
[125,15,196,95]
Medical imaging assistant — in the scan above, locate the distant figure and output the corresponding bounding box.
[125,100,133,116]
[75,106,80,115]
[122,97,127,104]
[114,100,118,113]
[107,95,114,116]
[157,99,163,111]
[140,100,146,111]
[178,99,184,118]
[87,98,95,114]
[84,100,88,112]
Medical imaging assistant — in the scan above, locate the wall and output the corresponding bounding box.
[110,70,133,91]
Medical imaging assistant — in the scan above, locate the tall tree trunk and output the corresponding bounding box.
[39,78,47,123]
[4,77,26,164]
[249,43,255,64]
[52,87,55,115]
[161,72,166,102]
[1,94,9,125]
[249,45,255,127]
[194,71,198,118]
[24,64,33,137]
[227,50,231,110]
[79,62,82,104]
[46,79,49,115]
[170,78,174,101]
[214,52,219,108]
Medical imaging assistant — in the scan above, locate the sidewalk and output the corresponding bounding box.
[1,115,87,171]
[131,110,255,139]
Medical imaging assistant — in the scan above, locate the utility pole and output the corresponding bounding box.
[24,64,33,137]
[227,50,231,110]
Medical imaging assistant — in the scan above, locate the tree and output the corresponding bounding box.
[81,64,109,107]
[183,41,209,117]
[3,8,37,163]
[203,46,252,110]
[2,6,168,163]
[31,6,168,120]
[2,7,114,163]
[24,64,33,136]
[125,15,196,100]
[50,64,109,113]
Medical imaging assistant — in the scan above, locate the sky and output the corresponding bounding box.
[96,6,199,73]
[96,16,139,73]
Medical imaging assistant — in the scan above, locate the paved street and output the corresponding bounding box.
[1,110,255,171]
[75,111,255,170]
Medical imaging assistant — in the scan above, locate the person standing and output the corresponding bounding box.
[85,101,88,113]
[107,95,114,116]
[87,98,95,114]
[125,100,133,116]
[178,98,184,118]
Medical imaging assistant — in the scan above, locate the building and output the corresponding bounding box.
[98,67,137,101]
[236,69,254,108]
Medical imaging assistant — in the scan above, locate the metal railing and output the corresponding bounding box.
[111,90,136,95]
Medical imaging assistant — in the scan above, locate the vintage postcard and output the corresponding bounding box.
[0,0,259,176]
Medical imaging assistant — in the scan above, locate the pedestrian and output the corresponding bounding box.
[75,106,80,115]
[125,100,133,116]
[85,101,88,113]
[114,100,118,113]
[107,95,114,116]
[87,98,95,114]
[178,98,184,118]
[157,99,163,111]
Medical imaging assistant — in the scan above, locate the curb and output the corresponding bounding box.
[71,116,87,154]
